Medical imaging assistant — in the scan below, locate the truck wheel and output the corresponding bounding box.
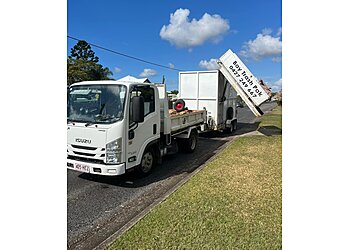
[180,131,198,153]
[136,148,154,175]
[226,107,234,119]
[174,99,186,112]
[225,120,237,134]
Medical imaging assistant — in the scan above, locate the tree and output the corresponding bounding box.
[170,90,179,95]
[69,40,99,62]
[67,40,113,86]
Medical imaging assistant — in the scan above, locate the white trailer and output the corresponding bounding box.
[178,70,238,133]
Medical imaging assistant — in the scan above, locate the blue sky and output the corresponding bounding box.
[68,0,281,92]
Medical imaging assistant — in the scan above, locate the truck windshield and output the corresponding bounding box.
[67,84,127,124]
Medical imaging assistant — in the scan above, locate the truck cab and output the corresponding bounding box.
[67,80,161,176]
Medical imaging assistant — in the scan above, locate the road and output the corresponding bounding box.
[67,102,277,249]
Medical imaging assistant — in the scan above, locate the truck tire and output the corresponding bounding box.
[136,148,154,176]
[174,99,186,112]
[225,120,237,134]
[226,107,234,119]
[179,131,198,153]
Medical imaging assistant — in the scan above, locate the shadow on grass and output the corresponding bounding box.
[258,125,282,136]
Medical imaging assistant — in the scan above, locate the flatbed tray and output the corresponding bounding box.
[168,109,205,118]
[168,109,206,133]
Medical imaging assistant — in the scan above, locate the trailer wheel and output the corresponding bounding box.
[174,99,186,112]
[136,148,154,175]
[226,107,234,120]
[179,131,198,153]
[225,120,237,134]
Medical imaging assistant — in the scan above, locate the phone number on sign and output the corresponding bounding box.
[229,63,263,98]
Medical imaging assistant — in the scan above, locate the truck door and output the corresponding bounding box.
[126,86,160,170]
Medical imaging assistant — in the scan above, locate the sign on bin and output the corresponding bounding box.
[219,49,269,106]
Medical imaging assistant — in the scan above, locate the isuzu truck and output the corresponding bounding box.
[67,49,270,176]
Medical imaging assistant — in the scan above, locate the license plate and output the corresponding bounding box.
[74,163,90,173]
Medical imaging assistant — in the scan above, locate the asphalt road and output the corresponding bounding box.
[67,102,277,250]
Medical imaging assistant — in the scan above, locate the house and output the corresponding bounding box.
[117,75,151,83]
[259,79,272,97]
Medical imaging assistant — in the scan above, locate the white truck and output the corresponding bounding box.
[67,49,270,176]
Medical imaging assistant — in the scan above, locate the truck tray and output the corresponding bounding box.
[168,109,206,133]
[168,109,204,117]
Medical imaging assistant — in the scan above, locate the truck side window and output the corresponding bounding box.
[141,88,155,116]
[129,87,155,123]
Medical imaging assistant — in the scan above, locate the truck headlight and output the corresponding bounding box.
[106,138,122,164]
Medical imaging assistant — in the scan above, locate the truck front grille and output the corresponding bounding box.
[67,143,105,162]
[67,155,105,165]
[71,144,99,151]
[72,151,96,157]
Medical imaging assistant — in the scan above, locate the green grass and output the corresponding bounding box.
[259,105,282,129]
[109,107,282,250]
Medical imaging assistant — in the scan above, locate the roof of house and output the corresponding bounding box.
[116,75,151,83]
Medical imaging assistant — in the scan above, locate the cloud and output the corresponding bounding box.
[199,58,219,70]
[272,56,282,62]
[139,69,157,77]
[261,28,272,35]
[240,28,282,61]
[268,78,282,92]
[160,8,230,49]
[276,27,282,36]
[168,63,175,69]
[114,67,121,73]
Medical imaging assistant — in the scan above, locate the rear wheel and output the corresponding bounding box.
[179,131,198,153]
[136,148,154,175]
[225,120,237,134]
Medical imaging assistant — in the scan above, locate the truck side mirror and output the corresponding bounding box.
[132,96,144,123]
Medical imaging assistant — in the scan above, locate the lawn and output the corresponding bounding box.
[259,105,282,129]
[108,106,282,250]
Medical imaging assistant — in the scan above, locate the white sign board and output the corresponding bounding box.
[219,49,269,106]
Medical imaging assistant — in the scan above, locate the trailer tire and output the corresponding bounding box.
[179,131,198,153]
[225,120,237,134]
[174,99,186,112]
[226,107,234,120]
[136,148,154,176]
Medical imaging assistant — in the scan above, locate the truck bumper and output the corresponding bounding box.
[67,159,126,176]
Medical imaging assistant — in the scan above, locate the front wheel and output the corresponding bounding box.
[136,148,154,176]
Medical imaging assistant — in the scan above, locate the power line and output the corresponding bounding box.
[67,35,184,71]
